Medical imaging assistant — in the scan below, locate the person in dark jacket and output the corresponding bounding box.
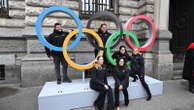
[45,23,71,84]
[113,58,129,110]
[183,43,194,93]
[130,48,152,101]
[90,56,114,110]
[94,24,111,64]
[112,45,131,63]
[112,45,133,79]
[85,24,111,78]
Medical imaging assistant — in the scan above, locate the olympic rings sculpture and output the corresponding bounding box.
[35,6,156,70]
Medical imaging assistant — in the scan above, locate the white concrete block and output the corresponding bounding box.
[38,76,163,110]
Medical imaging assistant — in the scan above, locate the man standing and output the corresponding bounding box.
[45,23,71,84]
[130,48,152,101]
[85,24,111,78]
[183,43,194,93]
[95,24,111,65]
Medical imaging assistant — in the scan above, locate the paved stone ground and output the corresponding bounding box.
[0,80,194,110]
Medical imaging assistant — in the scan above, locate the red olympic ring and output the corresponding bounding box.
[125,15,156,51]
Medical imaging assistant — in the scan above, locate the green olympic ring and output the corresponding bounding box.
[106,31,140,67]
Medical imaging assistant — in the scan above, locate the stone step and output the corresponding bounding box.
[172,75,182,80]
[173,62,184,71]
[0,83,20,87]
[172,70,183,80]
[174,70,183,75]
[0,79,21,85]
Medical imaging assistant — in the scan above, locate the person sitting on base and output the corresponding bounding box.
[112,45,135,81]
[90,56,114,110]
[113,58,130,110]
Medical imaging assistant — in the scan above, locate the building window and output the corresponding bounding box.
[0,0,9,17]
[0,65,5,80]
[79,0,118,19]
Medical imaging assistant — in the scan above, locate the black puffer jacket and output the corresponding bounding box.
[97,29,111,45]
[45,30,69,57]
[113,66,129,88]
[94,30,111,65]
[90,65,108,89]
[112,51,131,62]
[131,54,145,74]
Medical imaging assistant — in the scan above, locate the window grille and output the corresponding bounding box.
[79,0,118,18]
[0,0,9,17]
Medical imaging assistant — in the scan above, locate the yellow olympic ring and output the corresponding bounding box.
[63,28,104,70]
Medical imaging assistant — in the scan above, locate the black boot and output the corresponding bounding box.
[146,94,152,101]
[132,75,138,82]
[146,88,152,101]
[132,77,137,82]
[125,99,129,106]
[57,79,61,85]
[94,106,100,110]
[63,77,72,83]
[143,83,152,101]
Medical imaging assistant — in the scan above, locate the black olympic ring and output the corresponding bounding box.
[86,11,123,50]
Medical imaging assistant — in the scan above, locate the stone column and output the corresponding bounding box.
[152,0,173,80]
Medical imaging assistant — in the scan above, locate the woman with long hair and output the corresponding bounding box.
[90,56,114,110]
[112,45,131,63]
[113,58,130,110]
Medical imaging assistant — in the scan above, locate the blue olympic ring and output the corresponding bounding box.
[35,6,83,51]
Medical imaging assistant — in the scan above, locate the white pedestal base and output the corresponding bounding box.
[38,76,163,110]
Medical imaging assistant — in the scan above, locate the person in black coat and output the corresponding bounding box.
[45,23,71,84]
[112,45,133,79]
[113,58,129,110]
[130,48,152,101]
[90,56,114,110]
[85,24,111,78]
[112,45,131,63]
[183,43,194,93]
[94,24,111,64]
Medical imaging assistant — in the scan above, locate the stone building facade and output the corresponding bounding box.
[0,0,179,87]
